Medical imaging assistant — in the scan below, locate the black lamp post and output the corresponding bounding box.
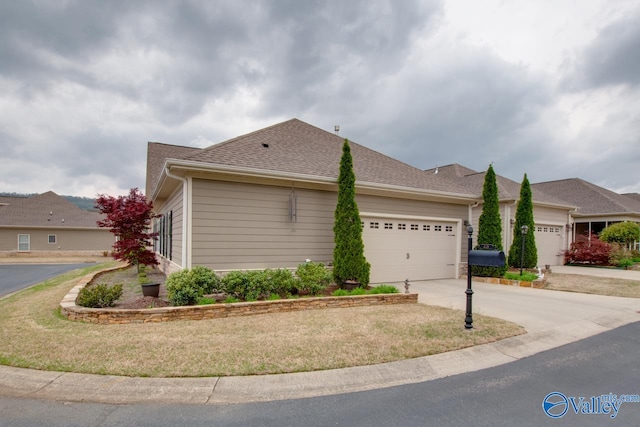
[465,225,474,329]
[520,225,529,276]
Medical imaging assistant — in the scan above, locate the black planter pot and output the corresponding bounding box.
[141,283,160,298]
[342,280,360,290]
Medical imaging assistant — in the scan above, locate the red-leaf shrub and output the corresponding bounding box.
[564,233,612,265]
[95,188,159,269]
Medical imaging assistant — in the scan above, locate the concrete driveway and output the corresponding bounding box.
[408,277,639,334]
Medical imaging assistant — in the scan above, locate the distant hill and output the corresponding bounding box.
[0,192,97,211]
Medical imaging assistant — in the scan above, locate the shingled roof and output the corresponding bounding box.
[623,193,640,204]
[146,142,201,197]
[425,164,572,206]
[150,119,474,198]
[532,178,640,216]
[0,192,104,228]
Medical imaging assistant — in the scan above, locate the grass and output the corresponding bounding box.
[504,271,539,281]
[0,263,524,378]
[544,273,640,298]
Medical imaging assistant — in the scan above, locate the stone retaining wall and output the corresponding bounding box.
[60,266,418,325]
[462,275,545,288]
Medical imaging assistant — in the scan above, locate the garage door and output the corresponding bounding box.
[534,224,564,266]
[362,216,458,284]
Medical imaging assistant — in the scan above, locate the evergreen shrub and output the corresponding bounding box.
[77,283,123,308]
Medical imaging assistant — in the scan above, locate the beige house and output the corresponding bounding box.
[146,119,575,283]
[427,164,576,267]
[0,191,114,255]
[532,178,640,248]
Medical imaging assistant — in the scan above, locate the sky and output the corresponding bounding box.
[1,0,639,198]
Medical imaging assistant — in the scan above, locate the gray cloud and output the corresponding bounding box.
[0,0,638,197]
[565,8,640,90]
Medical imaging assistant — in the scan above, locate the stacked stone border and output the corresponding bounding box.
[462,275,546,288]
[60,265,418,325]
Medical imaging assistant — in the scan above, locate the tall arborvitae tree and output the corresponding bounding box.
[473,164,507,277]
[508,174,538,268]
[333,139,370,286]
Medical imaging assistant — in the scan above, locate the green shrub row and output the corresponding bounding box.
[166,262,334,306]
[166,265,222,306]
[77,283,123,308]
[221,269,294,301]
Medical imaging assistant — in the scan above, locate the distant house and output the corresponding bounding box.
[532,179,640,242]
[146,119,579,282]
[0,191,114,255]
[426,164,576,266]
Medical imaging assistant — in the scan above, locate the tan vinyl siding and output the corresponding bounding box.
[0,228,113,251]
[191,179,335,270]
[357,195,468,219]
[533,206,568,225]
[191,179,469,272]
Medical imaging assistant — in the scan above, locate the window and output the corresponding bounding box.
[398,224,406,230]
[434,225,442,232]
[411,224,419,230]
[384,223,393,229]
[445,225,453,232]
[369,222,379,229]
[48,235,57,244]
[156,211,173,260]
[423,225,430,231]
[18,234,30,251]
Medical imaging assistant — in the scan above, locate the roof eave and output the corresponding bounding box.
[571,211,640,218]
[161,159,478,203]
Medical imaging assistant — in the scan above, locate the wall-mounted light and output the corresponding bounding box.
[289,189,297,223]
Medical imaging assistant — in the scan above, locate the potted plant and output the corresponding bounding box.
[138,266,160,298]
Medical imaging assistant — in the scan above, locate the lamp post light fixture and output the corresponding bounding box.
[520,225,529,276]
[465,225,474,329]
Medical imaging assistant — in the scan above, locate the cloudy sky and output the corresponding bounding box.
[1,0,639,198]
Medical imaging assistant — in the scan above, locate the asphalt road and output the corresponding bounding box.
[1,322,638,426]
[0,264,90,298]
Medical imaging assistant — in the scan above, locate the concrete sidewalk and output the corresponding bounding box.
[0,277,638,405]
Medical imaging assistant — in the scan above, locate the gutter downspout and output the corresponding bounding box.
[164,166,191,269]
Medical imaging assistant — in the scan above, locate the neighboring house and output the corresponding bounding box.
[532,179,640,244]
[0,191,114,255]
[147,118,487,283]
[426,165,576,266]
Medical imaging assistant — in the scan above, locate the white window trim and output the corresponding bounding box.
[48,234,57,244]
[18,234,30,252]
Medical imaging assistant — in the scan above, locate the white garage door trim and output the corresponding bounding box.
[361,212,462,283]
